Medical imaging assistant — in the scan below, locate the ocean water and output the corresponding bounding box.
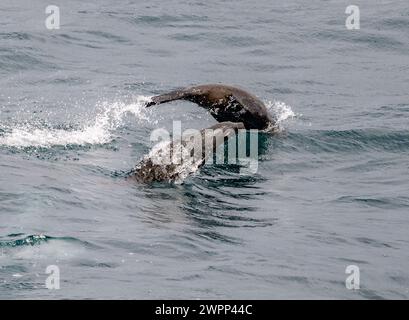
[1,0,409,299]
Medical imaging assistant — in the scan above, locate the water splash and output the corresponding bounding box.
[266,100,296,125]
[0,96,152,148]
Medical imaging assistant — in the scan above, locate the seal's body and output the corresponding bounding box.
[146,84,275,131]
[131,122,245,183]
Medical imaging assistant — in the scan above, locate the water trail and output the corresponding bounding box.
[0,96,152,148]
[0,98,295,151]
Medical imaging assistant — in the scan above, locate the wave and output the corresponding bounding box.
[0,234,100,263]
[0,95,152,148]
[0,233,97,248]
[0,234,50,247]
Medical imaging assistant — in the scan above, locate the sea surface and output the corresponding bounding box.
[1,0,409,299]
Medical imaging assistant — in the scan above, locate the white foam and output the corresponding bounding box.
[266,100,296,124]
[0,96,152,148]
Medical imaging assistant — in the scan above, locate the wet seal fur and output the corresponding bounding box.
[146,84,276,131]
[131,122,245,183]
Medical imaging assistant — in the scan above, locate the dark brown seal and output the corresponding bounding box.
[146,84,275,131]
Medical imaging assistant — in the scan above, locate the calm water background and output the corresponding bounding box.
[1,0,409,299]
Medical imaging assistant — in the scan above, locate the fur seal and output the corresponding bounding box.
[146,84,276,131]
[131,121,245,183]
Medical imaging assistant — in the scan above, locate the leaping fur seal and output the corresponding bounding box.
[146,84,276,131]
[131,122,245,183]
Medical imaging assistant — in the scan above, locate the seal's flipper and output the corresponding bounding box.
[146,89,189,107]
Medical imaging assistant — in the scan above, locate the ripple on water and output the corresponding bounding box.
[281,129,409,154]
[335,196,409,210]
[0,49,58,73]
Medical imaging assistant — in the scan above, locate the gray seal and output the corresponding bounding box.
[131,121,245,183]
